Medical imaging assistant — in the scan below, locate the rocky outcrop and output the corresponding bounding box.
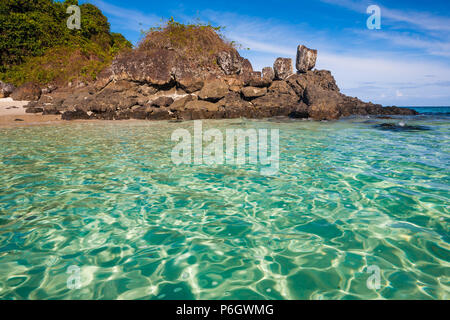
[25,43,417,121]
[11,82,41,101]
[0,81,15,98]
[296,45,317,73]
[273,58,293,80]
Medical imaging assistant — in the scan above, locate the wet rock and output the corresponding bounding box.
[62,110,91,120]
[11,82,41,101]
[273,58,293,80]
[25,107,44,114]
[198,80,229,102]
[374,123,431,132]
[148,108,173,120]
[296,45,317,73]
[185,100,219,112]
[42,108,61,115]
[129,106,152,120]
[304,85,342,120]
[289,102,310,119]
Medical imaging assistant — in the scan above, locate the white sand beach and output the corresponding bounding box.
[0,98,62,126]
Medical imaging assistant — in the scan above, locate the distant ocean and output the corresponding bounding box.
[401,106,450,115]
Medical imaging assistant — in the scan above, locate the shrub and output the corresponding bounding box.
[0,0,131,86]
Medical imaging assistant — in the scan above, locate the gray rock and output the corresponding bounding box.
[273,58,293,80]
[296,45,317,73]
[241,86,267,99]
[217,51,243,75]
[262,67,275,82]
[0,81,15,98]
[198,80,229,101]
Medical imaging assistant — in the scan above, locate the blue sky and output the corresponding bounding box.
[79,0,450,106]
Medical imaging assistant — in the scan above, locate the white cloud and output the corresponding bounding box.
[88,0,160,33]
[320,0,450,32]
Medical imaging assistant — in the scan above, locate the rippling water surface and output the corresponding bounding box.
[0,116,449,300]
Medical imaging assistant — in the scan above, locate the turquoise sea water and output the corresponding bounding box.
[0,114,449,300]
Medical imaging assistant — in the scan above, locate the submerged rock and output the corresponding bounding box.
[374,123,432,132]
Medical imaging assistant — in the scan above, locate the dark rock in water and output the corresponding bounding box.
[374,123,431,132]
[377,116,394,119]
[14,118,24,122]
[26,107,44,113]
[11,82,41,101]
[274,58,293,80]
[296,45,317,73]
[42,108,61,115]
[62,110,91,120]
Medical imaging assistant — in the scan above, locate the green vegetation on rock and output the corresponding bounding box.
[0,0,131,86]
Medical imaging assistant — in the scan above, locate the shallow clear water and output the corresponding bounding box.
[0,116,449,300]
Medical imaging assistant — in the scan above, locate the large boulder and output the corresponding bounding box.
[106,49,175,86]
[241,86,267,99]
[11,82,41,101]
[0,81,15,98]
[198,80,229,101]
[262,67,275,82]
[149,96,174,108]
[217,50,243,75]
[169,94,197,111]
[286,70,340,99]
[273,58,293,80]
[177,78,204,93]
[304,85,342,120]
[242,71,271,87]
[296,45,317,73]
